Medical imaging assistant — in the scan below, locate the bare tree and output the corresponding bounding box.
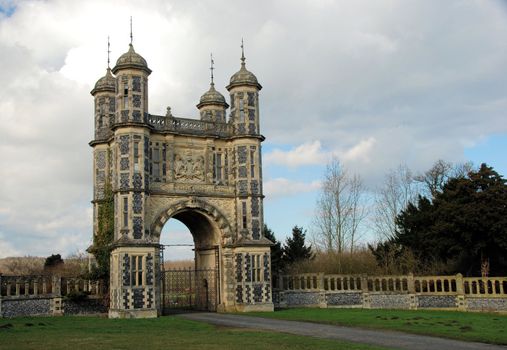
[414,159,474,198]
[372,164,417,242]
[313,157,367,254]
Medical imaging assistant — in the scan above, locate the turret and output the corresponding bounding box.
[197,54,228,123]
[227,42,264,241]
[91,68,115,140]
[226,42,262,135]
[111,43,151,124]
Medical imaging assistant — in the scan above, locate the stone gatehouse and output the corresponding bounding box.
[90,39,273,318]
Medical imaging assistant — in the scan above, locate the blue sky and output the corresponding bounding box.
[0,0,506,260]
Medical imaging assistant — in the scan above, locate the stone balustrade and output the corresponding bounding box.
[146,114,233,137]
[0,274,106,317]
[274,273,507,312]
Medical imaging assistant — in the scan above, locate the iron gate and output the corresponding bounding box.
[162,268,218,314]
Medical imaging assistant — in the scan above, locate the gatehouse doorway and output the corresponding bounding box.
[159,212,221,313]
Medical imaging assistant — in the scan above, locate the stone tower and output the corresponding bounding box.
[90,40,273,318]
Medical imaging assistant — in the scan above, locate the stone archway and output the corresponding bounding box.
[90,40,274,318]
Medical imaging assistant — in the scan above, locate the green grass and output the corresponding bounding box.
[246,308,507,345]
[0,315,388,350]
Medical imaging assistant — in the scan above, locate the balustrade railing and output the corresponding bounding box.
[0,275,104,299]
[145,115,233,136]
[276,273,507,297]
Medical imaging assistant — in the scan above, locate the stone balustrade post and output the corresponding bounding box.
[24,280,29,296]
[318,273,325,292]
[34,279,39,296]
[407,273,415,293]
[15,279,20,296]
[455,273,466,311]
[52,276,62,296]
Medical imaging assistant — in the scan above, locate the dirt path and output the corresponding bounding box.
[178,313,506,350]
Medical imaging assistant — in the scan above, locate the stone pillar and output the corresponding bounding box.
[231,246,274,312]
[455,273,467,311]
[109,245,159,318]
[361,274,371,309]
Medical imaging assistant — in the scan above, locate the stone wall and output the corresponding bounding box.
[1,299,52,318]
[274,273,507,312]
[0,275,106,318]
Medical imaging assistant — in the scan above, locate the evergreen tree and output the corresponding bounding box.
[44,254,64,271]
[393,163,507,275]
[283,226,314,266]
[263,224,285,274]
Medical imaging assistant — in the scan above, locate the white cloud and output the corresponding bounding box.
[264,141,329,167]
[0,233,21,258]
[264,178,321,198]
[0,0,506,256]
[338,137,376,164]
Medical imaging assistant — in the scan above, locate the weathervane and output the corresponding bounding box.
[241,38,245,64]
[107,36,111,68]
[210,53,215,85]
[130,16,133,45]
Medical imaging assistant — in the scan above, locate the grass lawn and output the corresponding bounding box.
[0,315,389,350]
[246,308,507,345]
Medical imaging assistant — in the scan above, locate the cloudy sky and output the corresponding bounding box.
[0,0,506,260]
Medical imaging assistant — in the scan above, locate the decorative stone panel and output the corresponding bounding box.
[251,198,259,217]
[109,97,115,112]
[236,285,243,303]
[253,284,263,302]
[235,254,243,282]
[417,295,456,308]
[245,285,252,303]
[123,289,130,309]
[133,193,143,214]
[252,219,260,239]
[133,217,143,239]
[248,109,255,121]
[326,292,362,306]
[251,180,259,194]
[466,297,507,311]
[263,253,270,282]
[247,92,255,106]
[285,292,321,305]
[133,110,142,122]
[122,254,130,286]
[146,253,154,285]
[238,166,247,178]
[370,294,411,309]
[120,135,130,155]
[238,180,247,195]
[237,146,247,164]
[133,95,141,108]
[121,110,129,122]
[245,253,251,282]
[120,173,129,190]
[133,289,144,309]
[1,299,51,317]
[133,173,142,189]
[96,151,106,169]
[132,76,141,92]
[120,157,129,170]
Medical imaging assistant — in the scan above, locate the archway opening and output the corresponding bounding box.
[160,219,194,270]
[157,208,221,313]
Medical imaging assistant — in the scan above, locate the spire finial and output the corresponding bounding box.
[240,38,245,65]
[210,53,215,85]
[130,16,133,45]
[107,36,111,68]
